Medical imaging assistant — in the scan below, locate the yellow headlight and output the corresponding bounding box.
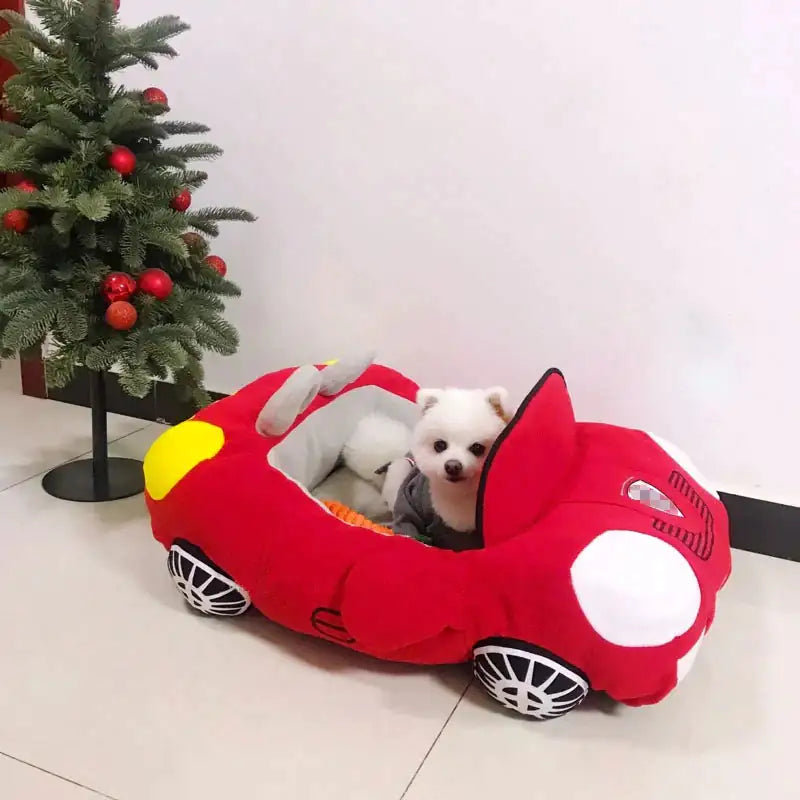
[143,420,225,501]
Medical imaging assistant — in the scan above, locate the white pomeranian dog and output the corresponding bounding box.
[312,412,411,522]
[383,387,512,545]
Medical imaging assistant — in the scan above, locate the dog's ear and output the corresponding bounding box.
[416,388,443,413]
[485,386,512,423]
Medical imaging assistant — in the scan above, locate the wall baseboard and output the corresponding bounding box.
[19,361,799,565]
[718,493,799,563]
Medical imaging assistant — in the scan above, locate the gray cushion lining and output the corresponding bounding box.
[267,386,419,491]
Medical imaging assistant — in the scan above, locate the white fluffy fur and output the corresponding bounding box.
[380,457,414,511]
[411,386,511,532]
[342,413,412,487]
[312,412,411,521]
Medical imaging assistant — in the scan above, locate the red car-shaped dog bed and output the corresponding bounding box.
[143,358,731,719]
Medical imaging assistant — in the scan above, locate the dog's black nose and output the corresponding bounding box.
[444,459,463,477]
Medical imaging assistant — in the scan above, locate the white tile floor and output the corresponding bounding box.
[1,364,798,800]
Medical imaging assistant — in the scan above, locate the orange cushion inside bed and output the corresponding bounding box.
[323,501,394,536]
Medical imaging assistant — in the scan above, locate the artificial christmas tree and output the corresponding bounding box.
[0,0,254,501]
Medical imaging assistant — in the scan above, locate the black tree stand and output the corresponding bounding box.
[41,370,145,502]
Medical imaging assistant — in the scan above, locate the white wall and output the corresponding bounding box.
[122,0,799,499]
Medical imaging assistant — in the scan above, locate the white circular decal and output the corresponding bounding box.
[571,530,701,647]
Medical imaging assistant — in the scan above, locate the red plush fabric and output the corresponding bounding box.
[147,364,731,708]
[478,369,577,546]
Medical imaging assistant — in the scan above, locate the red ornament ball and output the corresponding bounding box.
[15,180,37,193]
[108,145,136,176]
[105,301,137,331]
[102,271,137,303]
[6,172,25,187]
[170,189,191,212]
[137,268,173,300]
[204,255,227,277]
[3,209,29,233]
[142,87,168,106]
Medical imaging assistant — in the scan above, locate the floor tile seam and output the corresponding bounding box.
[0,751,118,800]
[0,423,153,495]
[398,678,473,800]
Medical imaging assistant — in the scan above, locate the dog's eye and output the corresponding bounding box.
[433,439,448,453]
[468,443,486,457]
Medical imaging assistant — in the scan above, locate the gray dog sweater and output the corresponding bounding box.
[392,463,483,551]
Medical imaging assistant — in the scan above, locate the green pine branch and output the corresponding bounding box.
[1,296,57,351]
[192,206,257,223]
[180,169,209,190]
[0,11,59,55]
[158,143,223,161]
[0,189,39,214]
[160,121,210,136]
[126,15,190,46]
[0,137,36,172]
[0,27,38,69]
[27,121,72,150]
[44,349,78,388]
[74,190,111,221]
[0,120,28,138]
[24,0,74,40]
[44,103,83,136]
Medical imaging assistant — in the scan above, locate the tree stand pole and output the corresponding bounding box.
[41,370,145,502]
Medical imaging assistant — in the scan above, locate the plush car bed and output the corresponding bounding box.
[143,359,731,719]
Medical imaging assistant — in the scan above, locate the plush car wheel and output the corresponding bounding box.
[473,638,590,719]
[167,539,251,616]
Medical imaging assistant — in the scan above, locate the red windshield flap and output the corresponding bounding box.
[477,369,577,547]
